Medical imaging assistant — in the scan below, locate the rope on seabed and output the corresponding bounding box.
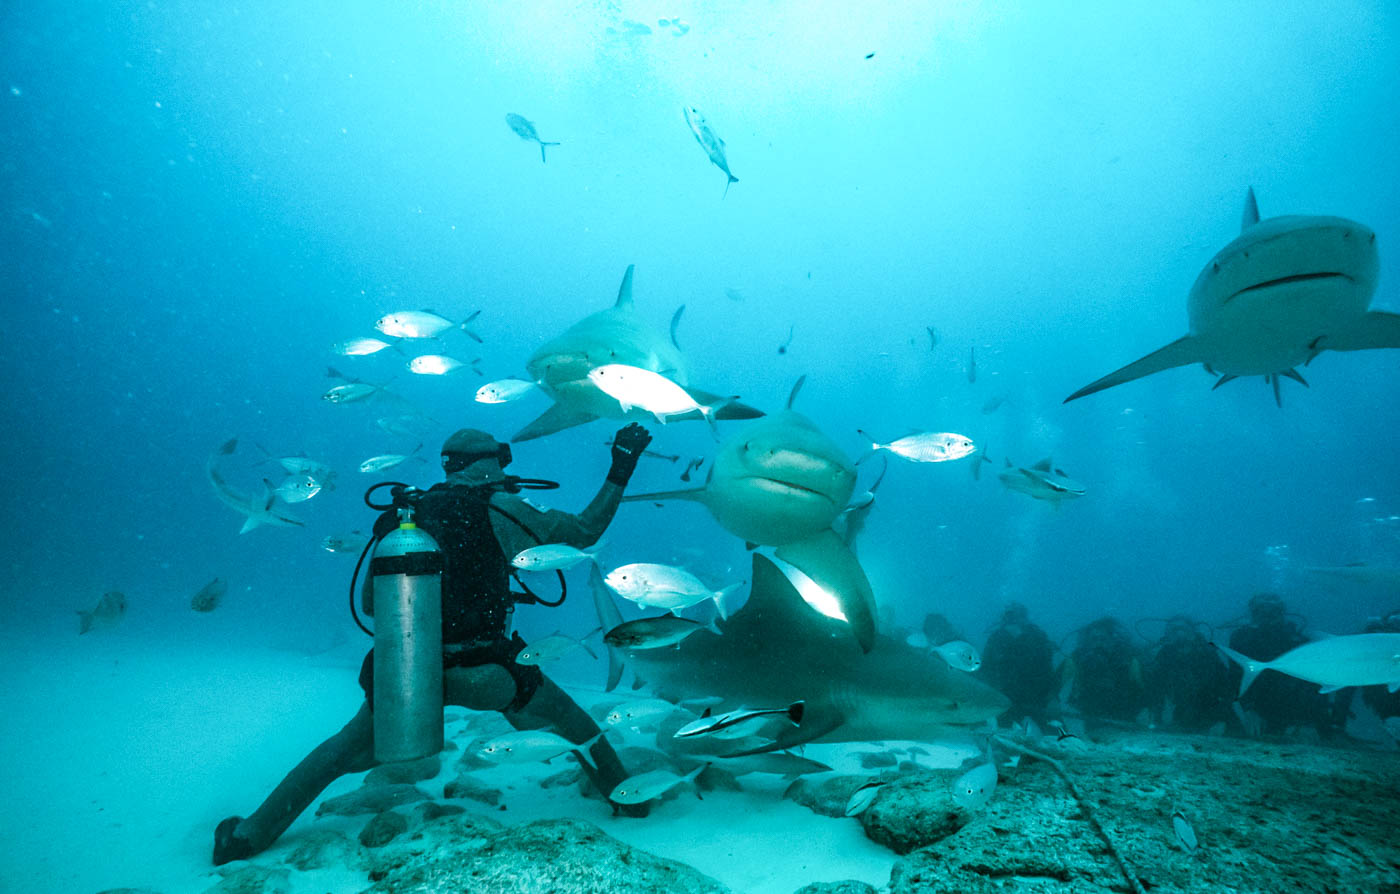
[990,734,1148,894]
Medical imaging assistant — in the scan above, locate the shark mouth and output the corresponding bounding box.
[742,475,837,505]
[1225,271,1353,303]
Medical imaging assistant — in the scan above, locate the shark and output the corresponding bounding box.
[622,378,879,651]
[998,457,1086,508]
[207,439,305,534]
[511,265,764,442]
[608,552,1010,753]
[1065,188,1400,406]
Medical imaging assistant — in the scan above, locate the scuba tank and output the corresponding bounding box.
[368,502,444,763]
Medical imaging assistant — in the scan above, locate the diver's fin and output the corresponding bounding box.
[1064,335,1203,403]
[775,529,878,653]
[614,264,636,308]
[511,402,599,443]
[1242,186,1260,231]
[620,486,707,504]
[1321,311,1400,352]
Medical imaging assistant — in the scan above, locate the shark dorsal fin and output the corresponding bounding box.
[1031,458,1053,472]
[1242,186,1260,232]
[787,375,807,410]
[615,264,636,308]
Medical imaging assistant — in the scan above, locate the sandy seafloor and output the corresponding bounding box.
[1,620,934,894]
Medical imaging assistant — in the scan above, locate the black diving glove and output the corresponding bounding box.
[607,422,653,486]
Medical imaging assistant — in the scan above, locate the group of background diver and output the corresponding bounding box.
[213,422,1400,865]
[958,594,1400,740]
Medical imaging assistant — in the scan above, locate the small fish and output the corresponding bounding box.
[376,309,482,341]
[926,326,940,351]
[864,51,876,60]
[477,730,604,764]
[376,414,436,438]
[332,336,396,356]
[604,698,688,730]
[778,325,795,355]
[587,364,732,431]
[322,381,390,404]
[505,113,561,163]
[858,430,977,464]
[476,378,541,404]
[951,754,998,811]
[675,702,804,739]
[981,396,1006,414]
[724,287,745,302]
[191,577,228,613]
[409,354,476,376]
[968,347,978,384]
[359,445,423,474]
[273,473,322,503]
[844,780,885,817]
[682,106,739,196]
[512,542,606,572]
[609,764,708,805]
[516,630,600,666]
[604,563,743,619]
[998,458,1086,507]
[78,591,126,634]
[605,615,718,650]
[680,456,705,482]
[933,640,982,672]
[1171,807,1199,854]
[321,531,371,553]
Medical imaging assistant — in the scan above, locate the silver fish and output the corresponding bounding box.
[376,309,482,341]
[844,780,885,817]
[604,698,690,730]
[609,764,707,805]
[332,336,396,356]
[604,563,743,618]
[859,430,977,464]
[516,631,599,666]
[273,473,322,503]
[359,445,423,474]
[604,616,717,650]
[513,542,606,572]
[322,381,388,404]
[1172,807,1199,854]
[933,640,982,672]
[78,591,126,634]
[505,113,560,163]
[191,577,228,613]
[951,755,997,811]
[408,354,476,376]
[321,531,371,553]
[477,730,603,764]
[476,378,541,404]
[683,106,739,197]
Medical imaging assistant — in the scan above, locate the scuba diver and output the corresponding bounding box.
[1226,592,1334,739]
[980,602,1056,722]
[1059,616,1146,726]
[1143,615,1234,732]
[213,424,655,865]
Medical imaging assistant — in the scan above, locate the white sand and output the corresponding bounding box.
[0,623,968,894]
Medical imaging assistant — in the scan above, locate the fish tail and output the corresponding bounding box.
[722,175,737,199]
[1213,642,1269,697]
[539,140,561,164]
[712,581,744,622]
[77,609,93,635]
[458,310,483,343]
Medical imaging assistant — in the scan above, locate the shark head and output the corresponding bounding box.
[1188,213,1380,376]
[512,266,763,441]
[704,411,856,546]
[615,553,1009,752]
[1065,189,1399,405]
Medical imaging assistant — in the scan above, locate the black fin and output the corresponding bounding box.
[1211,374,1238,390]
[787,375,807,410]
[1281,368,1308,387]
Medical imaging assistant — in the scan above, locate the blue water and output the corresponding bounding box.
[6,0,1400,727]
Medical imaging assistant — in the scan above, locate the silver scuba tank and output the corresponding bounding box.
[369,505,444,763]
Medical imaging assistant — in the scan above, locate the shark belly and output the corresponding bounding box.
[1195,275,1373,375]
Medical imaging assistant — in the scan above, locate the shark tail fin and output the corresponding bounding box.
[1213,642,1270,697]
[539,141,560,163]
[1064,335,1203,403]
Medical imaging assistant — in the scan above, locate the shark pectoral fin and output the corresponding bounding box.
[238,516,262,534]
[686,387,766,421]
[511,402,600,443]
[1321,311,1400,353]
[775,530,878,653]
[1064,335,1203,403]
[619,486,707,504]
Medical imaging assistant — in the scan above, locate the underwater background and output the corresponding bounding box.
[3,2,1400,892]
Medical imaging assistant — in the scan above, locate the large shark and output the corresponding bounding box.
[207,439,305,534]
[1065,188,1400,406]
[622,378,879,651]
[611,552,1010,753]
[511,265,763,442]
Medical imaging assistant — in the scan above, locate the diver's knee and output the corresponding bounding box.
[444,664,517,711]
